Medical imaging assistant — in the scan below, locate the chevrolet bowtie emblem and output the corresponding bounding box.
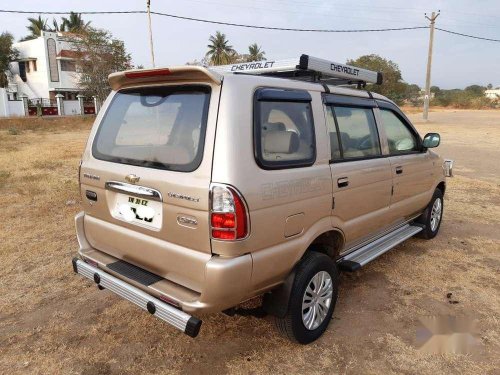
[125,174,140,184]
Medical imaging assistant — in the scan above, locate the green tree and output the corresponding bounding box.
[61,12,91,33]
[206,31,236,66]
[0,32,19,87]
[347,54,407,104]
[430,85,441,94]
[464,85,486,96]
[405,83,422,106]
[247,43,265,62]
[20,15,50,41]
[67,27,132,103]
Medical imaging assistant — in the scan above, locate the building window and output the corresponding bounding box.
[32,60,37,72]
[60,60,77,72]
[18,62,27,82]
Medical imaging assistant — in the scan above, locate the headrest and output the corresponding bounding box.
[262,122,286,132]
[263,131,299,154]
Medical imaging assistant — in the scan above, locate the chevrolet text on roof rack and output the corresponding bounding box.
[230,61,276,71]
[210,54,383,86]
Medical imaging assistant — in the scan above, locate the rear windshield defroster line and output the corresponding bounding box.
[92,85,211,172]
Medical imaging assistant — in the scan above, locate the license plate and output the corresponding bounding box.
[111,194,162,230]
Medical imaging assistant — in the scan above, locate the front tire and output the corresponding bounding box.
[417,188,444,239]
[274,252,339,344]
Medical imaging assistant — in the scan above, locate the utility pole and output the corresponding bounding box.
[423,10,440,120]
[147,0,156,67]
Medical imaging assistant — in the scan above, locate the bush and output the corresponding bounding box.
[0,170,11,185]
[8,127,19,135]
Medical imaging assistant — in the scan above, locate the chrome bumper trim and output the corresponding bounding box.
[72,258,201,337]
[105,181,163,202]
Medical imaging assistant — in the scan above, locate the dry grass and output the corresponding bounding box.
[0,113,499,374]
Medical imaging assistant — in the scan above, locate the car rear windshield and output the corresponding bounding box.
[92,85,211,172]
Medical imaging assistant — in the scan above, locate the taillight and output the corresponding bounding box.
[210,184,249,240]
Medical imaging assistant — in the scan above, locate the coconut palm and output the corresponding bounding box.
[247,43,265,62]
[206,31,236,66]
[20,15,49,41]
[61,12,91,33]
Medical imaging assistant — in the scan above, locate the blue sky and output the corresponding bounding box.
[2,0,499,89]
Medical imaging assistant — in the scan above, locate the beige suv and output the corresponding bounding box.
[72,55,453,344]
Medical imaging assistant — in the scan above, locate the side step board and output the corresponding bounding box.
[338,224,424,272]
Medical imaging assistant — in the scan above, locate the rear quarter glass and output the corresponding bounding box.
[92,85,211,172]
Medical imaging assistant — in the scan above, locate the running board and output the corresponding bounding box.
[338,224,424,272]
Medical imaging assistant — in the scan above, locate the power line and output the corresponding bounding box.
[0,9,428,32]
[0,9,499,41]
[150,11,427,32]
[436,27,500,42]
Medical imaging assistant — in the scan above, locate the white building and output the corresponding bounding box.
[7,31,81,102]
[485,88,500,100]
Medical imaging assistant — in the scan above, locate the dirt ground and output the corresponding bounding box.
[0,110,499,375]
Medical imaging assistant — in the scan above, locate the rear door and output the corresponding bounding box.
[324,95,393,250]
[79,83,220,291]
[376,101,435,224]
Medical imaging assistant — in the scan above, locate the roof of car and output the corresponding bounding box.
[108,65,395,106]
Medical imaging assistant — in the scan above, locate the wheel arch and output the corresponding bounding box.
[436,180,446,195]
[306,229,345,260]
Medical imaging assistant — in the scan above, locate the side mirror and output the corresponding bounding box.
[422,133,440,148]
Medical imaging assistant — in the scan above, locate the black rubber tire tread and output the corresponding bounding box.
[274,251,339,344]
[417,188,444,240]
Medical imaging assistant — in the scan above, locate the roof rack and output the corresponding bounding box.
[210,54,383,87]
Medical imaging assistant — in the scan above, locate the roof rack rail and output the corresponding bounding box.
[210,54,383,87]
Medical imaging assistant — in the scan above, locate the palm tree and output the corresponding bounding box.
[61,12,91,33]
[206,31,236,66]
[20,15,49,41]
[247,43,265,62]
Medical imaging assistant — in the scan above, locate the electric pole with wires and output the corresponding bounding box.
[147,0,156,67]
[423,10,440,120]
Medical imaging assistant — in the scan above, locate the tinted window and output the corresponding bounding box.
[380,109,419,154]
[255,100,315,168]
[92,86,210,172]
[332,106,381,159]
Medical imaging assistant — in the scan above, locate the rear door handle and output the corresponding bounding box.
[395,166,403,175]
[337,177,349,188]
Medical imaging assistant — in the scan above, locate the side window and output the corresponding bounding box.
[380,109,419,154]
[255,99,315,169]
[325,106,341,160]
[331,106,381,159]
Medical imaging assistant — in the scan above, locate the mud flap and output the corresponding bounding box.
[262,270,296,318]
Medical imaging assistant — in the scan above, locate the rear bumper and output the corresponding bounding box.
[74,211,253,314]
[72,258,202,337]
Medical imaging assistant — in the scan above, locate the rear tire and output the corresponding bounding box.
[274,252,339,344]
[417,188,444,239]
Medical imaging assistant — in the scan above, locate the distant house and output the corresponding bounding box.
[485,88,500,100]
[6,31,81,102]
[418,89,435,100]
